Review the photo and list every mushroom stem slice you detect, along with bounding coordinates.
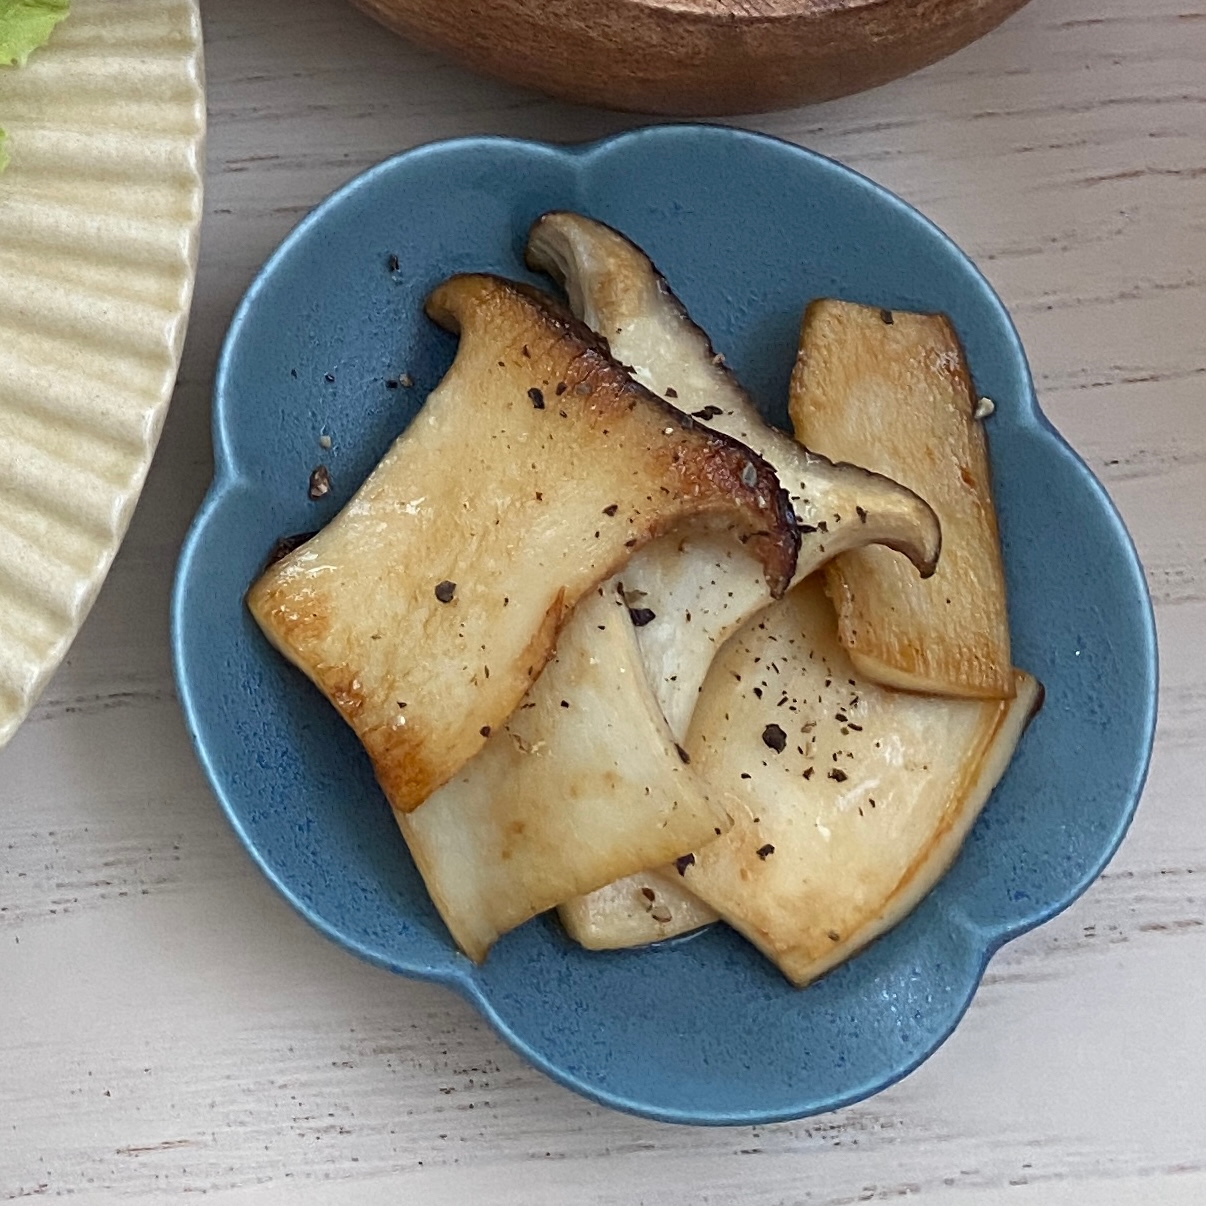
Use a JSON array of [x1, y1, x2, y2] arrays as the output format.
[[248, 273, 798, 814], [790, 299, 1013, 699], [558, 866, 718, 950]]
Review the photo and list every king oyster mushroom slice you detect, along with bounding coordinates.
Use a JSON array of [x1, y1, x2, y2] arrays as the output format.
[[248, 273, 797, 815], [675, 577, 1042, 986], [398, 581, 732, 964], [526, 212, 941, 738], [790, 299, 1014, 699]]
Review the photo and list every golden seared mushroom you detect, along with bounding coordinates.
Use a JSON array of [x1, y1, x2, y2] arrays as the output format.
[[398, 583, 731, 963], [248, 274, 797, 814], [674, 577, 1041, 986], [790, 300, 1013, 699], [526, 212, 941, 736]]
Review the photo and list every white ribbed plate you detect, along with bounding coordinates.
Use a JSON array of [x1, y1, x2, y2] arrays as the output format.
[[0, 0, 204, 747]]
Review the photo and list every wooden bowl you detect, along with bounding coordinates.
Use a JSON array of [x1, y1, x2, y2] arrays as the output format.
[[349, 0, 1031, 116]]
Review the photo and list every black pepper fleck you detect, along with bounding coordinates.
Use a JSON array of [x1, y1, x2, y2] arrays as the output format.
[[628, 607, 656, 627], [528, 387, 545, 409], [602, 504, 618, 516], [762, 723, 787, 753], [265, 530, 317, 568], [434, 580, 456, 603], [674, 853, 695, 876], [387, 253, 399, 272], [880, 309, 894, 324], [828, 768, 848, 782], [479, 725, 491, 738], [756, 844, 775, 860], [308, 465, 331, 499]]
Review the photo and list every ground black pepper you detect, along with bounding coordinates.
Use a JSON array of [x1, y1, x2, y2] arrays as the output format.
[[308, 466, 330, 499], [762, 723, 787, 753]]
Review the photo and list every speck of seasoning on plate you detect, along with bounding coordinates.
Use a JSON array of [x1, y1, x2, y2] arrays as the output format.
[[628, 606, 656, 627], [756, 844, 775, 860], [675, 744, 690, 764], [880, 309, 894, 324], [479, 725, 491, 738], [434, 580, 456, 603], [528, 387, 545, 409], [674, 853, 695, 876], [828, 768, 848, 782], [308, 465, 331, 499], [318, 434, 332, 450]]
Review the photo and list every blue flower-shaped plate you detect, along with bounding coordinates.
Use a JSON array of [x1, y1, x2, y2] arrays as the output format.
[[172, 126, 1157, 1126]]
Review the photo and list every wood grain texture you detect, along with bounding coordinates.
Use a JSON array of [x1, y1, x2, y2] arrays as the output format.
[[1, 0, 1203, 1199], [349, 0, 1032, 115]]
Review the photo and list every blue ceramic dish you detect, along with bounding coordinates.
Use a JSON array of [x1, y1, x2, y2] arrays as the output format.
[[172, 126, 1157, 1126]]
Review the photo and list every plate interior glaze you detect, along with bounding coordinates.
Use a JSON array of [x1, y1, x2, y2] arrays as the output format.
[[173, 127, 1156, 1125]]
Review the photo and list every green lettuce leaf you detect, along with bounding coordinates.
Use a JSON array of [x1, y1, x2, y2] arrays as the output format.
[[0, 0, 69, 67], [0, 0, 69, 172]]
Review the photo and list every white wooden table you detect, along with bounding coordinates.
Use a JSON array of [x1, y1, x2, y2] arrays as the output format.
[[3, 0, 1203, 1200]]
